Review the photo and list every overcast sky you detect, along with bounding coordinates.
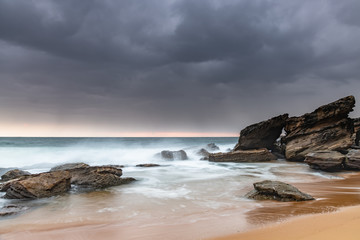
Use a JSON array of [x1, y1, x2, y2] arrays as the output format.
[[1, 0, 360, 136]]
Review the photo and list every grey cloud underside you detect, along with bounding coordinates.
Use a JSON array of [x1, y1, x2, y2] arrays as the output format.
[[0, 0, 360, 133]]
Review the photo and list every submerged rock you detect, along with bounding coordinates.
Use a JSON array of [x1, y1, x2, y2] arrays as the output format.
[[284, 96, 355, 161], [206, 143, 220, 151], [234, 114, 288, 151], [136, 164, 160, 167], [100, 164, 124, 169], [0, 205, 28, 217], [4, 171, 71, 199], [1, 169, 31, 181], [197, 148, 210, 158], [50, 163, 90, 171], [245, 180, 314, 202], [345, 149, 360, 170], [160, 150, 188, 160], [208, 148, 277, 163], [305, 151, 346, 171]]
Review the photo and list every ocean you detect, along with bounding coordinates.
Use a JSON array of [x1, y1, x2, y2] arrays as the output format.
[[0, 137, 347, 239]]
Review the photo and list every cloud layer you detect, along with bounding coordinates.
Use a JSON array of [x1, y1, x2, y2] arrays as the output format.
[[1, 0, 360, 136]]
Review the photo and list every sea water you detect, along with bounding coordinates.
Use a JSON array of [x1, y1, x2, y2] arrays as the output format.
[[0, 137, 346, 239]]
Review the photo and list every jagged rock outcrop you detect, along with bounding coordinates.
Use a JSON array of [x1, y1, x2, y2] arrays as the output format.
[[234, 114, 288, 151], [136, 164, 160, 167], [245, 180, 314, 202], [208, 148, 277, 163], [1, 169, 31, 181], [345, 149, 360, 169], [3, 171, 71, 199], [284, 96, 355, 161], [50, 163, 89, 171], [160, 150, 188, 160], [70, 166, 126, 188], [304, 151, 346, 171], [206, 143, 220, 151]]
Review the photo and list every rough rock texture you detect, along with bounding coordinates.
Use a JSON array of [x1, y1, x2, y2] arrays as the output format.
[[304, 151, 346, 171], [206, 143, 220, 151], [245, 180, 314, 202], [284, 96, 355, 161], [208, 148, 277, 163], [1, 169, 31, 181], [50, 163, 90, 171], [4, 171, 71, 199], [160, 150, 188, 160], [0, 205, 28, 217], [345, 149, 360, 170], [118, 177, 136, 184], [136, 164, 160, 167], [234, 114, 288, 151], [354, 118, 360, 146], [70, 166, 125, 188]]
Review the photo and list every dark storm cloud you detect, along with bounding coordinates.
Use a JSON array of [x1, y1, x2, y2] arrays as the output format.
[[1, 0, 360, 134]]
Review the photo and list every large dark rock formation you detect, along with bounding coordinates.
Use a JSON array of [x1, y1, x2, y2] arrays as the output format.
[[234, 114, 288, 151], [50, 163, 90, 171], [245, 180, 314, 202], [1, 169, 31, 181], [160, 150, 188, 160], [353, 118, 360, 146], [3, 171, 71, 199], [345, 149, 360, 170], [304, 151, 345, 171], [208, 149, 277, 163], [283, 96, 355, 161]]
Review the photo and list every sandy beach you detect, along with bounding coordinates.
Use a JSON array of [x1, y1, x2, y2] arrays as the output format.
[[1, 171, 360, 240], [212, 205, 360, 240]]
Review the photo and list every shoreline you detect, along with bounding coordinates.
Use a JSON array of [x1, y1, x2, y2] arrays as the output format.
[[1, 171, 360, 240], [211, 204, 360, 240]]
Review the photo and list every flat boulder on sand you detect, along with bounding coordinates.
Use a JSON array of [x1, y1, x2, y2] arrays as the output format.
[[70, 166, 126, 188], [50, 163, 89, 171], [160, 150, 188, 160], [208, 148, 277, 163], [345, 149, 360, 170], [305, 151, 346, 171], [1, 169, 31, 181], [245, 180, 315, 202], [3, 171, 71, 199], [234, 114, 288, 151], [284, 96, 355, 161]]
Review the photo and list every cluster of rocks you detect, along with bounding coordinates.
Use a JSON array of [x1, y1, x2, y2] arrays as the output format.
[[208, 96, 360, 173], [0, 164, 135, 200]]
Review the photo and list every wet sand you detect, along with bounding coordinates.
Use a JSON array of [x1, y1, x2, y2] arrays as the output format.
[[212, 205, 360, 240], [1, 171, 360, 240]]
